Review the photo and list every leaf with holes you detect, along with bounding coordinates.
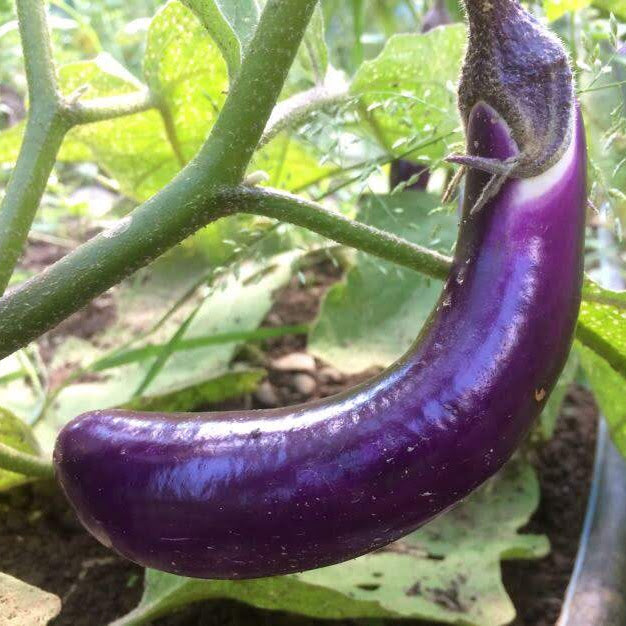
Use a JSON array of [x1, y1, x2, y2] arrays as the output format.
[[112, 458, 546, 626]]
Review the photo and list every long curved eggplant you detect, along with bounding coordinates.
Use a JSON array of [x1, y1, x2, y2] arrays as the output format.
[[54, 0, 587, 579]]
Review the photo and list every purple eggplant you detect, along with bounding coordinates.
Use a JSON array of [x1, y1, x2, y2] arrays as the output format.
[[54, 0, 586, 579]]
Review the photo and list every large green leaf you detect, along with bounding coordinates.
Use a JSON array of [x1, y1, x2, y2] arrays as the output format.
[[350, 25, 465, 159], [0, 407, 41, 492], [181, 0, 259, 79], [543, 0, 591, 20], [0, 572, 61, 624], [113, 459, 547, 626], [143, 1, 229, 167], [573, 278, 626, 457], [33, 249, 304, 452], [250, 131, 333, 191], [593, 0, 626, 18], [576, 341, 626, 455], [309, 192, 458, 373]]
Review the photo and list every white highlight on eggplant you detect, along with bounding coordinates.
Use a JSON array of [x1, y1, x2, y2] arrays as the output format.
[[514, 109, 578, 204]]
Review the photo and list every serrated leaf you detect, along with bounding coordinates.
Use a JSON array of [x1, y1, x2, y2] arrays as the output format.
[[0, 573, 61, 625], [350, 25, 465, 159], [0, 407, 41, 492], [181, 0, 259, 79], [112, 458, 547, 626], [309, 192, 458, 373]]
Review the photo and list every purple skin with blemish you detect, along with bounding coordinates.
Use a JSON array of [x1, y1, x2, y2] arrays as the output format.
[[53, 0, 587, 579], [53, 101, 586, 579]]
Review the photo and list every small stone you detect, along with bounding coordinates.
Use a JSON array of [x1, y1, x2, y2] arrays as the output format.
[[254, 381, 280, 407], [293, 373, 317, 396], [271, 352, 316, 373], [318, 366, 343, 384]]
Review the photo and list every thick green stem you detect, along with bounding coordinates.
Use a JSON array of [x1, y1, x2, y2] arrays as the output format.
[[0, 185, 450, 359], [0, 0, 64, 293], [0, 442, 54, 479], [0, 109, 69, 292], [16, 0, 58, 106], [64, 89, 155, 125], [0, 0, 319, 357], [242, 188, 451, 279]]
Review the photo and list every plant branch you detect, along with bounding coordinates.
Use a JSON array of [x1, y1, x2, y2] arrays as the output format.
[[0, 184, 451, 359], [241, 187, 451, 279], [0, 442, 54, 479], [0, 109, 70, 294], [0, 0, 319, 358], [16, 0, 59, 106], [0, 0, 65, 294], [261, 79, 351, 147], [63, 89, 155, 125]]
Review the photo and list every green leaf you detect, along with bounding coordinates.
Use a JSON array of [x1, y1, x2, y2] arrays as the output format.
[[593, 0, 626, 18], [350, 25, 465, 159], [251, 132, 333, 191], [113, 458, 547, 626], [576, 341, 626, 457], [543, 0, 591, 20], [292, 4, 329, 87], [142, 0, 229, 168], [34, 249, 304, 452], [181, 0, 259, 79], [538, 350, 580, 440], [572, 278, 626, 458], [0, 572, 61, 624], [122, 368, 266, 412], [577, 277, 626, 377], [309, 192, 458, 373], [0, 407, 41, 492]]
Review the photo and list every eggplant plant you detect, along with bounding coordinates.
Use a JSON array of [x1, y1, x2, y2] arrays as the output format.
[[0, 0, 624, 624]]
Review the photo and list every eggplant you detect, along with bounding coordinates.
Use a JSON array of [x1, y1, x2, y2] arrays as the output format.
[[54, 0, 587, 579]]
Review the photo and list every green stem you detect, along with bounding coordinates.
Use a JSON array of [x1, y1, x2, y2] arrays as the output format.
[[261, 81, 350, 147], [64, 89, 155, 125], [241, 187, 451, 279], [0, 442, 54, 479], [0, 108, 69, 293], [0, 0, 64, 294], [0, 0, 319, 357], [0, 185, 450, 359], [16, 0, 58, 106]]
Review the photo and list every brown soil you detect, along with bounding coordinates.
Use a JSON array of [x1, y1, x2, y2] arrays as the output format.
[[0, 261, 599, 625]]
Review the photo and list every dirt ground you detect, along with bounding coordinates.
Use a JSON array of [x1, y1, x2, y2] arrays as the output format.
[[0, 262, 598, 625]]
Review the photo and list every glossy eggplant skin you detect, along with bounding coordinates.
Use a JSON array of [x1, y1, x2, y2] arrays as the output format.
[[54, 101, 586, 579]]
